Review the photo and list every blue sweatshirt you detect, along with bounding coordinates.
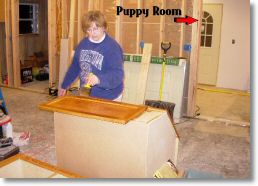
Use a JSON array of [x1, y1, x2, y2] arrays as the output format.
[[61, 34, 124, 100]]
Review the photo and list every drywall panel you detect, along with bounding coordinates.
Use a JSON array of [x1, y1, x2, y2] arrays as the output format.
[[123, 59, 187, 119]]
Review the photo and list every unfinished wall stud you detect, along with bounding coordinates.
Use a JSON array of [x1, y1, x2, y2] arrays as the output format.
[[48, 0, 58, 87], [11, 0, 20, 88], [187, 0, 203, 116], [61, 0, 69, 38], [5, 0, 14, 86], [77, 0, 87, 42], [136, 0, 143, 54], [179, 0, 186, 57], [115, 0, 122, 43], [159, 0, 166, 56], [68, 0, 76, 50]]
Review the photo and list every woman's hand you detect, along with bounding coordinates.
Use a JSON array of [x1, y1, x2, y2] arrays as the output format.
[[58, 88, 67, 96], [86, 74, 100, 86]]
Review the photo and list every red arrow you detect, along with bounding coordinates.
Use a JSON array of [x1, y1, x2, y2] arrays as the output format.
[[174, 16, 198, 25]]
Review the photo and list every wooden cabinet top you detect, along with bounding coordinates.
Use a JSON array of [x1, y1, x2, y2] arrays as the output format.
[[39, 96, 147, 124]]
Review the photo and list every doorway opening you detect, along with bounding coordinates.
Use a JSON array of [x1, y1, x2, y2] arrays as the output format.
[[19, 0, 49, 93]]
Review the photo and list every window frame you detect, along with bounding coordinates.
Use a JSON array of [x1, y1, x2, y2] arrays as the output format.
[[19, 3, 39, 35], [201, 11, 213, 48]]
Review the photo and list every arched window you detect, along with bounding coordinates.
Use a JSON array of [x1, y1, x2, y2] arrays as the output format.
[[201, 11, 213, 47]]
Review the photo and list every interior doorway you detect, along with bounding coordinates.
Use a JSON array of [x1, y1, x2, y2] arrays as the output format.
[[198, 4, 223, 85], [19, 0, 49, 93]]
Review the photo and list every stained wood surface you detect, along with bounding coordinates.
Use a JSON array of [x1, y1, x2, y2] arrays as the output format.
[[0, 153, 82, 178], [39, 96, 147, 124]]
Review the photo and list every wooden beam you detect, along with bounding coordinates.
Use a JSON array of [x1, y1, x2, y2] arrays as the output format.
[[77, 0, 87, 42], [136, 0, 143, 54], [115, 0, 121, 43], [135, 43, 152, 104], [187, 0, 203, 116], [68, 0, 76, 50], [48, 0, 57, 87], [94, 0, 100, 10], [61, 0, 69, 38], [179, 0, 186, 57], [159, 0, 166, 56], [56, 0, 62, 56], [99, 0, 104, 11], [11, 0, 20, 88], [5, 0, 13, 87], [88, 0, 93, 11]]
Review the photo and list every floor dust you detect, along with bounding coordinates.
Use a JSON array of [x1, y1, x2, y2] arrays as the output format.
[[194, 120, 250, 138]]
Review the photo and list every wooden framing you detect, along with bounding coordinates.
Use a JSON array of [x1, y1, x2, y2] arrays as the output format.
[[2, 0, 201, 117], [61, 0, 69, 38], [136, 0, 143, 54], [187, 0, 203, 116], [115, 0, 121, 43], [88, 0, 94, 11], [5, 0, 13, 87], [48, 0, 57, 87], [11, 0, 20, 88], [159, 0, 166, 56], [68, 0, 76, 50], [94, 0, 101, 10], [77, 0, 87, 42], [179, 0, 186, 57]]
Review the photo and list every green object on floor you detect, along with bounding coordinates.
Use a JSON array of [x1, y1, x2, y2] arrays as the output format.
[[32, 67, 40, 78], [186, 169, 223, 179]]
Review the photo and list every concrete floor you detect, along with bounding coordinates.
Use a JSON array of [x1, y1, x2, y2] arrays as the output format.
[[1, 86, 251, 178], [196, 85, 250, 123], [20, 79, 49, 94]]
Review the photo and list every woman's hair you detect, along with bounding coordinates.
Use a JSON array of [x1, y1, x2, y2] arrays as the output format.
[[81, 10, 107, 33]]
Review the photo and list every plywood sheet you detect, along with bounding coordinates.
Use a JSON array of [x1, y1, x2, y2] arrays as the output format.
[[39, 96, 147, 124]]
